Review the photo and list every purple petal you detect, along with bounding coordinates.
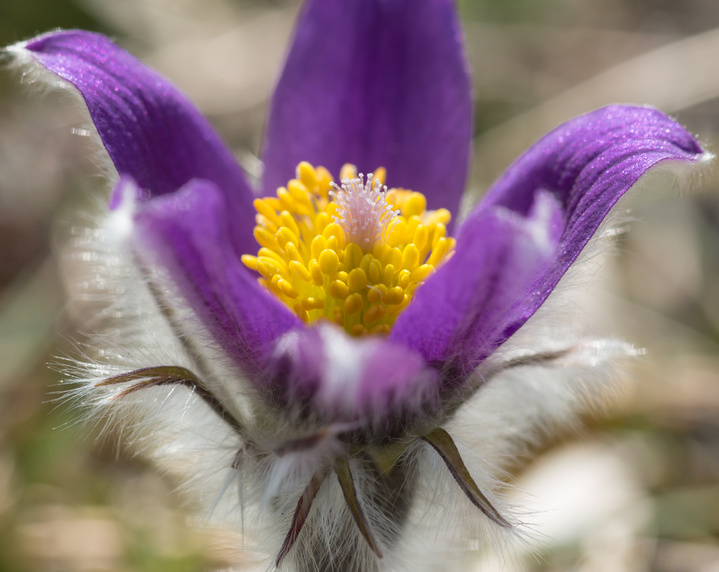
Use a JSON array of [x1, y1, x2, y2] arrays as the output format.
[[482, 105, 704, 220], [392, 105, 706, 376], [480, 105, 705, 332], [270, 323, 440, 430], [133, 178, 301, 378], [22, 30, 257, 257], [261, 0, 472, 224], [390, 201, 560, 376]]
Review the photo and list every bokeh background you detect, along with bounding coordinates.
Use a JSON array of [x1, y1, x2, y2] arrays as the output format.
[[1, 0, 719, 570]]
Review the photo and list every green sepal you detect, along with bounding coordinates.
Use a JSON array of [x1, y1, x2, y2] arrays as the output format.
[[276, 469, 328, 567], [365, 440, 411, 476], [334, 457, 383, 558], [422, 427, 510, 528], [97, 365, 243, 434]]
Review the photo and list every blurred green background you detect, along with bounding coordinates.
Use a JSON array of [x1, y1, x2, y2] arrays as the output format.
[[1, 0, 719, 570]]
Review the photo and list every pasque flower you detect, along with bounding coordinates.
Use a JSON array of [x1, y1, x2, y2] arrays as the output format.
[[6, 0, 709, 570]]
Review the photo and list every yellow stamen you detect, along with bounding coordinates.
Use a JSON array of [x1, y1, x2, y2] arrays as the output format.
[[243, 162, 456, 336]]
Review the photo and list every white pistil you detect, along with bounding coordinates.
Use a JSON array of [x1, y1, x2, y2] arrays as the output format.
[[330, 173, 398, 249]]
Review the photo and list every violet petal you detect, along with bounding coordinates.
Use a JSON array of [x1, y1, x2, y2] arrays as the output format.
[[270, 323, 440, 428], [392, 106, 705, 376], [390, 203, 559, 376], [261, 0, 472, 224], [133, 178, 300, 378], [480, 105, 705, 339], [23, 30, 257, 256]]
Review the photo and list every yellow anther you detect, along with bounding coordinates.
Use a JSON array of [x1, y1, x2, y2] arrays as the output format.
[[288, 179, 312, 206], [277, 279, 298, 298], [302, 297, 325, 311], [319, 249, 340, 275], [280, 211, 301, 239], [348, 268, 368, 293], [360, 253, 373, 273], [340, 163, 358, 180], [397, 291, 411, 307], [309, 259, 323, 286], [385, 247, 402, 268], [314, 212, 330, 234], [373, 166, 387, 186], [329, 280, 350, 299], [381, 264, 395, 287], [351, 323, 367, 336], [241, 254, 258, 271], [431, 223, 446, 246], [276, 227, 299, 249], [403, 193, 426, 218], [277, 187, 295, 212], [294, 303, 310, 322], [365, 304, 386, 323], [325, 201, 339, 219], [368, 259, 382, 284], [385, 188, 408, 209], [246, 162, 455, 337], [323, 223, 345, 244], [428, 237, 455, 267], [289, 260, 311, 282], [428, 208, 451, 226], [368, 284, 387, 304], [256, 214, 277, 233], [311, 235, 327, 259], [372, 242, 389, 262], [326, 235, 339, 252], [407, 215, 421, 235], [284, 242, 303, 263], [370, 324, 391, 335], [413, 225, 429, 252], [264, 197, 283, 211], [257, 257, 282, 279], [344, 243, 363, 269], [297, 161, 317, 191], [385, 286, 405, 306], [315, 166, 333, 197], [387, 220, 409, 247], [401, 244, 420, 271], [387, 296, 408, 317], [253, 198, 281, 227], [410, 264, 434, 284], [258, 247, 285, 264], [254, 227, 279, 251], [344, 293, 364, 315]]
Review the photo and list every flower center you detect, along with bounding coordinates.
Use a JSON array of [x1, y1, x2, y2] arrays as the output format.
[[242, 162, 455, 336], [329, 171, 397, 249]]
